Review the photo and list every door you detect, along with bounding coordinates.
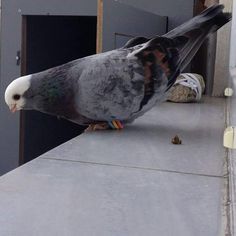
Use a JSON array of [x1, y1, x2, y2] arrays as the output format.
[[97, 0, 167, 53], [21, 16, 97, 164]]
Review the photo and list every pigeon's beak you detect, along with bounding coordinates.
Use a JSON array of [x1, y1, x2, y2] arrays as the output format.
[[9, 104, 17, 113]]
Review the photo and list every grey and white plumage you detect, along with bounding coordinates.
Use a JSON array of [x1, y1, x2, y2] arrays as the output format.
[[5, 4, 231, 127]]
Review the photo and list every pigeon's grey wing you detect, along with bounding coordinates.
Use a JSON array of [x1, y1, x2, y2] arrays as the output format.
[[123, 36, 149, 48], [76, 36, 181, 122], [75, 49, 146, 122]]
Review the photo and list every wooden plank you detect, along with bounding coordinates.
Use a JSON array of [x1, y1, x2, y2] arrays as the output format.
[[96, 0, 103, 53]]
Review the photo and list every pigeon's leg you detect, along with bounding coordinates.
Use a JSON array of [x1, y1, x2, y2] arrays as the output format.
[[86, 120, 124, 131], [108, 120, 124, 130]]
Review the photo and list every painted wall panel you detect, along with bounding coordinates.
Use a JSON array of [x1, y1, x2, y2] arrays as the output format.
[[121, 0, 194, 30], [101, 0, 167, 52]]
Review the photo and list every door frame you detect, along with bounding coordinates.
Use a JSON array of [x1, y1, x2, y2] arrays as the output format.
[[0, 0, 97, 174]]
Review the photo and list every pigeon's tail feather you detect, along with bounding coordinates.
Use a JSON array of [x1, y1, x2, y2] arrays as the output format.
[[164, 4, 231, 71], [165, 4, 230, 38]]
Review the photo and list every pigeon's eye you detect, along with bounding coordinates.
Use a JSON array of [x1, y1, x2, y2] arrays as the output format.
[[13, 94, 21, 101]]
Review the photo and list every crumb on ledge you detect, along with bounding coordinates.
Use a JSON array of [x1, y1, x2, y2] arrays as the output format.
[[171, 135, 182, 145]]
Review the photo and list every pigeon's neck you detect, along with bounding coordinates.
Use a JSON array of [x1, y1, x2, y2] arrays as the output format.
[[25, 66, 77, 117], [23, 60, 93, 124]]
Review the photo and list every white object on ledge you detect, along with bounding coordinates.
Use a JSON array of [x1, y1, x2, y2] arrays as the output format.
[[224, 87, 234, 97], [224, 126, 236, 149]]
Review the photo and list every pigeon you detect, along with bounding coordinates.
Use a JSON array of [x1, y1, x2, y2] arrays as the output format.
[[5, 4, 231, 130]]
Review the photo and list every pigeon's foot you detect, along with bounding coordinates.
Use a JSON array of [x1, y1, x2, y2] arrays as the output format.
[[85, 123, 110, 131], [85, 120, 124, 131]]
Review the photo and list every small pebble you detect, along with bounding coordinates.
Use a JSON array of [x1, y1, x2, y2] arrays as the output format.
[[171, 135, 182, 145]]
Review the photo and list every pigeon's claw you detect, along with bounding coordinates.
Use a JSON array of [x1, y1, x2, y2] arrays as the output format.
[[85, 123, 110, 132], [85, 120, 124, 132]]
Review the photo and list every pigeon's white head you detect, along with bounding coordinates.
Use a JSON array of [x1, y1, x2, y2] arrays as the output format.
[[5, 75, 32, 112]]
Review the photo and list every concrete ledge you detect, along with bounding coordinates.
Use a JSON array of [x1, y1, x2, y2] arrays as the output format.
[[0, 97, 228, 236]]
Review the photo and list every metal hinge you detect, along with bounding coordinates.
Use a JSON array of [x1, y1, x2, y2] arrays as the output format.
[[16, 51, 21, 66]]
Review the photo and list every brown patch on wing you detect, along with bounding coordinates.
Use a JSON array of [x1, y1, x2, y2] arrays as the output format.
[[134, 37, 180, 111], [153, 49, 171, 75], [153, 50, 165, 60]]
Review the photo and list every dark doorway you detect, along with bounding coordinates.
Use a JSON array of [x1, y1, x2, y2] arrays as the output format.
[[20, 15, 97, 164]]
